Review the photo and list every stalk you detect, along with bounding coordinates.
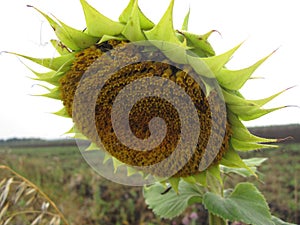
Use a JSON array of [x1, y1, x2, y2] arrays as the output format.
[[206, 171, 228, 225]]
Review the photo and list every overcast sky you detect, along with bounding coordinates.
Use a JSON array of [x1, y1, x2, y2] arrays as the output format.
[[0, 0, 299, 139]]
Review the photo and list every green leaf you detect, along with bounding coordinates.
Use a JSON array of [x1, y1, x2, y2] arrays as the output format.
[[221, 157, 267, 178], [119, 0, 154, 30], [271, 216, 297, 225], [243, 157, 268, 167], [203, 182, 274, 225], [80, 0, 124, 37], [143, 180, 203, 219], [216, 51, 275, 90]]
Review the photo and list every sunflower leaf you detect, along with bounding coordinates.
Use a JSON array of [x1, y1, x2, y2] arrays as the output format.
[[203, 182, 274, 225], [143, 180, 203, 219], [271, 216, 297, 225]]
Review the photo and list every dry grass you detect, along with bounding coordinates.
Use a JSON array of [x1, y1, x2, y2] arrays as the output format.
[[0, 165, 68, 225]]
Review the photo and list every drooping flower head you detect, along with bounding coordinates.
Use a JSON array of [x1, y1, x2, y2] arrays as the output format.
[[14, 0, 289, 189]]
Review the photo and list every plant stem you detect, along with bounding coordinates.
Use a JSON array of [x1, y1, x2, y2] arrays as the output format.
[[206, 167, 228, 225]]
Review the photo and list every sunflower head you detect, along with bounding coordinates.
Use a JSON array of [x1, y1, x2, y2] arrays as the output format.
[[14, 0, 288, 188]]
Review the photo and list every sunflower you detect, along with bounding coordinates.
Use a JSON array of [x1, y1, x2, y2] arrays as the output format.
[[15, 0, 288, 189]]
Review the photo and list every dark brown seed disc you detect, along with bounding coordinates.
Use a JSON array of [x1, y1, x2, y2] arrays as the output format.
[[59, 40, 231, 177]]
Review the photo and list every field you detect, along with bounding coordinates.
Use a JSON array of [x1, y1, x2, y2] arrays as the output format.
[[0, 136, 299, 225]]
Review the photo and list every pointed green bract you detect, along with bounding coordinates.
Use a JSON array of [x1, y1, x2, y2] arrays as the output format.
[[119, 0, 154, 30], [80, 0, 124, 37], [180, 30, 216, 57], [169, 177, 180, 193], [220, 147, 255, 175], [99, 35, 126, 43], [217, 51, 275, 90], [50, 40, 70, 55], [25, 65, 63, 86], [121, 0, 146, 41], [38, 86, 61, 100], [53, 18, 99, 49], [229, 104, 286, 121], [53, 107, 70, 118], [29, 6, 98, 50], [12, 52, 74, 72], [201, 42, 243, 75], [251, 87, 293, 106], [231, 138, 277, 151], [144, 0, 182, 46], [181, 9, 190, 31]]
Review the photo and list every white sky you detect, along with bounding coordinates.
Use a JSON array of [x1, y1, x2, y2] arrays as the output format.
[[0, 0, 299, 139]]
